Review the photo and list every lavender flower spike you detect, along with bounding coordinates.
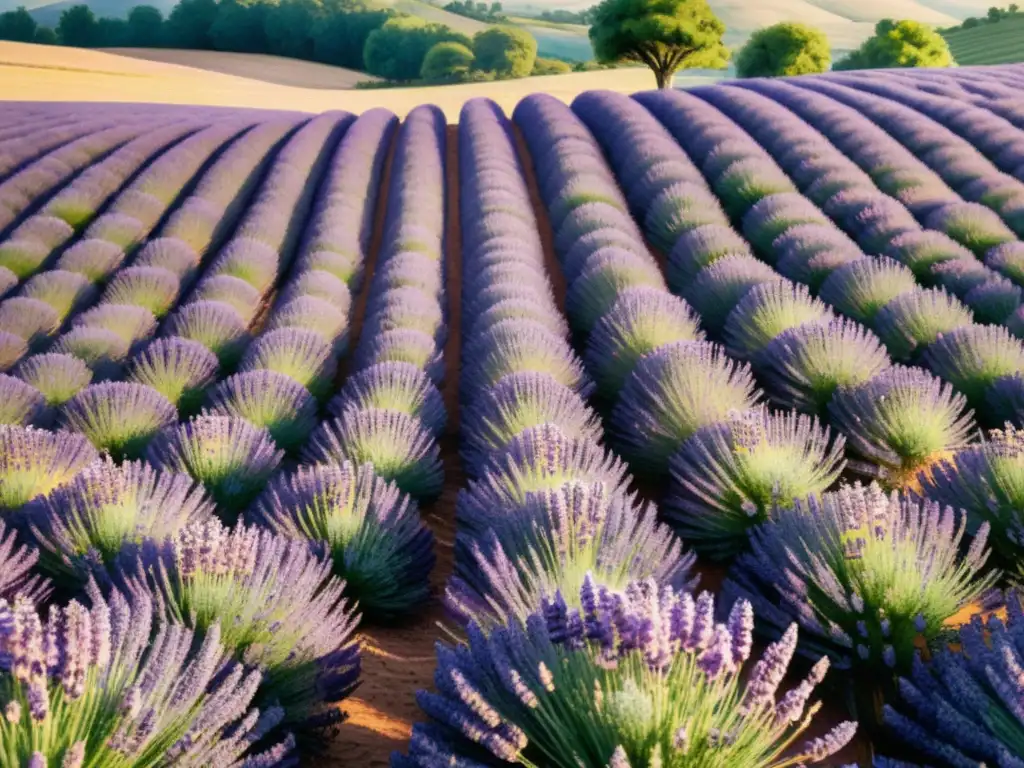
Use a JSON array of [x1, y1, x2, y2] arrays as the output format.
[[0, 519, 51, 604], [0, 585, 293, 764], [0, 425, 98, 512], [397, 575, 848, 766]]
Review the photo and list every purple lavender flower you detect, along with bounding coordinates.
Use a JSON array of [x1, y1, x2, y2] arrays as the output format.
[[667, 407, 846, 559], [742, 193, 832, 253], [60, 382, 176, 461], [725, 482, 993, 680], [459, 372, 601, 478], [72, 304, 157, 347], [643, 182, 729, 252], [146, 414, 283, 519], [207, 237, 280, 294], [26, 456, 214, 587], [985, 241, 1024, 287], [964, 276, 1023, 325], [829, 366, 975, 489], [399, 573, 847, 766], [253, 462, 433, 620], [280, 269, 353, 313], [192, 275, 262, 324], [461, 319, 591, 406], [206, 370, 317, 453], [0, 240, 48, 279], [564, 252, 666, 336], [818, 257, 919, 325], [723, 280, 834, 363], [295, 249, 362, 289], [761, 318, 892, 417], [100, 266, 181, 319], [925, 202, 1016, 256], [162, 300, 250, 369], [0, 424, 98, 511], [682, 253, 778, 334], [363, 287, 445, 345], [610, 340, 762, 473], [53, 238, 125, 283], [0, 297, 60, 349], [882, 589, 1024, 765], [872, 288, 974, 362], [20, 270, 97, 321], [266, 296, 348, 351], [117, 519, 360, 728], [132, 237, 200, 282], [0, 519, 50, 604], [666, 224, 753, 292], [584, 288, 704, 397], [0, 374, 43, 427], [0, 331, 25, 374], [84, 212, 144, 250], [302, 408, 443, 501], [331, 361, 446, 438], [355, 328, 443, 384], [126, 336, 219, 414], [885, 231, 975, 280], [51, 327, 131, 380], [923, 324, 1024, 422], [930, 257, 993, 297], [448, 481, 696, 630], [0, 585, 293, 764]]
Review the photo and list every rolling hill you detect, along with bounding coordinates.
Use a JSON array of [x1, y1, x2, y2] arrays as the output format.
[[943, 12, 1024, 64]]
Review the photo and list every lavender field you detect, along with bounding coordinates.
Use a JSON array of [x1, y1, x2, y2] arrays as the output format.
[[3, 64, 1024, 767]]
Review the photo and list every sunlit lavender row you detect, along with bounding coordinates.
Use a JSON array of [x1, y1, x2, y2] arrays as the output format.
[[2, 65, 1024, 766]]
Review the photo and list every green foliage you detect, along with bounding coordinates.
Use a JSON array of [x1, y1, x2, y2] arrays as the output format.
[[33, 25, 56, 44], [95, 15, 129, 45], [209, 0, 269, 53], [443, 0, 505, 22], [420, 40, 475, 81], [589, 0, 729, 88], [127, 5, 164, 46], [56, 4, 99, 47], [532, 55, 572, 74], [834, 18, 954, 70], [264, 0, 321, 59], [539, 7, 595, 24], [312, 7, 390, 68], [735, 21, 830, 77], [165, 0, 218, 48], [0, 7, 37, 42], [472, 25, 537, 77], [363, 15, 470, 81]]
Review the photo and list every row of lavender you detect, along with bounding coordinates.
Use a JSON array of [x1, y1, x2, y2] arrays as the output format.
[[0, 104, 448, 764]]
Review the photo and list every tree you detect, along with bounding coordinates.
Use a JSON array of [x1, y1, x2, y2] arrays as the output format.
[[589, 0, 729, 89], [0, 7, 37, 42], [834, 18, 954, 70], [312, 7, 389, 68], [95, 16, 128, 45], [962, 16, 981, 28], [126, 5, 164, 47], [165, 0, 218, 49], [735, 22, 830, 77], [532, 56, 572, 74], [34, 26, 57, 44], [988, 6, 1003, 21], [1011, 4, 1020, 13], [472, 25, 537, 77], [363, 15, 469, 80], [264, 0, 321, 59], [210, 0, 270, 53], [57, 5, 99, 47], [420, 39, 474, 80], [491, 2, 502, 13]]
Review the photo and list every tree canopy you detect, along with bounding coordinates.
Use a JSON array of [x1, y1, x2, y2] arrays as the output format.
[[420, 40, 475, 81], [834, 18, 954, 70], [56, 4, 99, 47], [735, 21, 830, 77], [363, 15, 470, 80], [0, 7, 37, 42], [473, 25, 537, 78], [589, 0, 729, 88]]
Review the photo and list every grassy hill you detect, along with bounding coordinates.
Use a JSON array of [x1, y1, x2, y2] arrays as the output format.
[[943, 13, 1024, 64]]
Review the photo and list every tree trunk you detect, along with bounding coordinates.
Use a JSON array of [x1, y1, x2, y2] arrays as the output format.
[[654, 67, 671, 89]]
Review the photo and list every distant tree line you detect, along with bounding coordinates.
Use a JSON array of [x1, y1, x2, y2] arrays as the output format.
[[0, 0, 561, 83], [943, 3, 1020, 31], [442, 0, 505, 23], [538, 8, 594, 25]]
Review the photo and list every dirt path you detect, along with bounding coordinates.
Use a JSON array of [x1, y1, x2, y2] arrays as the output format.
[[326, 123, 462, 766]]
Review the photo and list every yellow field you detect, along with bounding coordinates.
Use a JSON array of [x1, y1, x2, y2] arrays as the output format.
[[0, 42, 724, 119]]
